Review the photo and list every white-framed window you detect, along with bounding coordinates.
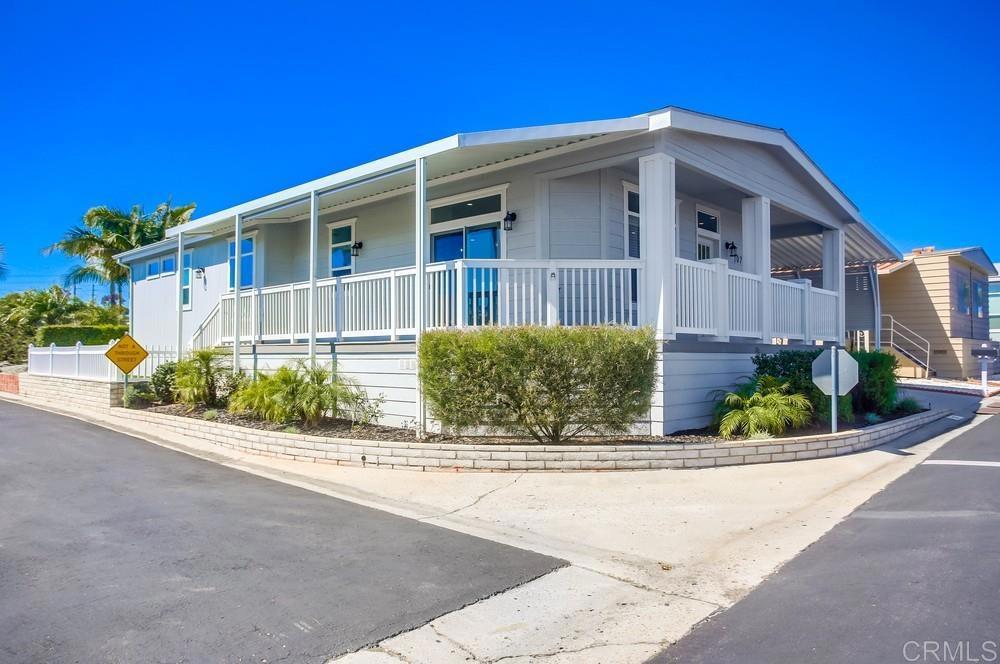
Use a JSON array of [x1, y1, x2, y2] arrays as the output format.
[[427, 184, 508, 261], [146, 258, 161, 280], [328, 218, 356, 277], [161, 255, 177, 276], [621, 182, 681, 260], [623, 181, 640, 259], [228, 234, 255, 290], [695, 205, 721, 261], [181, 250, 193, 311]]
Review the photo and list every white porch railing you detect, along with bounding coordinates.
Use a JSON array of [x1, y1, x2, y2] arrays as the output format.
[[196, 260, 643, 347], [672, 258, 839, 342], [27, 341, 176, 381], [191, 257, 840, 348]]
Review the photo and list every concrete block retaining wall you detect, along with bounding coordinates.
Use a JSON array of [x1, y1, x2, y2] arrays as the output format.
[[19, 374, 125, 409], [106, 407, 946, 472]]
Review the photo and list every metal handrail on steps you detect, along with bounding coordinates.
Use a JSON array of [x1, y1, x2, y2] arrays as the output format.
[[880, 314, 932, 377]]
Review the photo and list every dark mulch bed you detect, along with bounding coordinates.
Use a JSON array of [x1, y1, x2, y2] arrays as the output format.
[[138, 403, 927, 447], [146, 403, 418, 442]]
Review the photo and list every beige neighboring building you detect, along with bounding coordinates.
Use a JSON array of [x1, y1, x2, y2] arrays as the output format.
[[878, 246, 996, 379]]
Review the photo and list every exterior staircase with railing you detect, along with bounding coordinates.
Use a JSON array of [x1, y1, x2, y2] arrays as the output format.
[[880, 314, 932, 378]]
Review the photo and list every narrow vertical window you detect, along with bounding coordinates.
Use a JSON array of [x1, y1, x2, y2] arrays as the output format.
[[329, 220, 355, 277], [228, 236, 254, 289], [623, 182, 640, 259], [181, 251, 192, 310], [696, 206, 721, 260]]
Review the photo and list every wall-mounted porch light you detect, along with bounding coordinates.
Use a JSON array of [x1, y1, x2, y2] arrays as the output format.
[[725, 241, 741, 263], [503, 211, 517, 232], [193, 267, 206, 279], [350, 241, 364, 258]]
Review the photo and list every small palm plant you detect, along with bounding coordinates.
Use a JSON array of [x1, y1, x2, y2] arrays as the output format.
[[175, 349, 227, 406], [714, 376, 812, 440], [228, 362, 356, 428]]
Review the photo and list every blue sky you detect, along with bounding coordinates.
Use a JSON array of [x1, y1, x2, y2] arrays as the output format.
[[1, 0, 997, 297]]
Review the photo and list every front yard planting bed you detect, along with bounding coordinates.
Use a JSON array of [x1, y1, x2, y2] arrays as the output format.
[[111, 403, 948, 472]]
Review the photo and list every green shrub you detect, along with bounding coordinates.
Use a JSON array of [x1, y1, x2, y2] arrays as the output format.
[[175, 349, 228, 406], [418, 326, 657, 444], [895, 397, 924, 416], [713, 376, 813, 439], [343, 390, 386, 429], [150, 361, 177, 403], [752, 349, 853, 424], [35, 324, 128, 347], [228, 362, 358, 428], [123, 385, 153, 409], [852, 350, 899, 415], [202, 409, 219, 421], [863, 412, 883, 425], [215, 369, 248, 406]]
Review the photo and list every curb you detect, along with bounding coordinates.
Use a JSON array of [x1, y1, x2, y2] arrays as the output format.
[[1, 391, 950, 472]]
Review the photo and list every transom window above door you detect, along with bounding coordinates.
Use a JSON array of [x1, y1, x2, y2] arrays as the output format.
[[430, 193, 502, 224]]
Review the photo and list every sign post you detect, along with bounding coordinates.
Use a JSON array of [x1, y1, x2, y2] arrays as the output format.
[[812, 346, 859, 434], [105, 335, 149, 401], [971, 344, 999, 397]]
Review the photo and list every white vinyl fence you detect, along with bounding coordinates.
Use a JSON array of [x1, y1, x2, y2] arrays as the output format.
[[27, 341, 176, 381]]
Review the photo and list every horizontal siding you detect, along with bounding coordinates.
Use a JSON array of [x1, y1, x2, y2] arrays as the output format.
[[662, 352, 755, 433]]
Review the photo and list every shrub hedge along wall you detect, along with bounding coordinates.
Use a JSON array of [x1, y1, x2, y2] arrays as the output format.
[[35, 324, 129, 347], [418, 326, 657, 444], [752, 349, 901, 423]]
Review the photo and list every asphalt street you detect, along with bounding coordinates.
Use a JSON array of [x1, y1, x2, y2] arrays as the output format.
[[0, 400, 562, 663], [651, 412, 1000, 664]]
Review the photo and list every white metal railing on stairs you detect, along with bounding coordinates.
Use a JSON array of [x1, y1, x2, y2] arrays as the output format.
[[880, 314, 932, 377]]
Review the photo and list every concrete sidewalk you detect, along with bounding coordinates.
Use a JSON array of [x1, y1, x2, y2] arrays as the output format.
[[0, 390, 986, 663]]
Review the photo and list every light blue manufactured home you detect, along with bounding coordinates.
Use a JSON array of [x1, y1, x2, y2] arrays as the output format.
[[115, 107, 899, 433]]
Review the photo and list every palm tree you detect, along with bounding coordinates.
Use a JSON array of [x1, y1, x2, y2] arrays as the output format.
[[45, 201, 196, 304], [2, 286, 81, 328], [0, 243, 7, 281]]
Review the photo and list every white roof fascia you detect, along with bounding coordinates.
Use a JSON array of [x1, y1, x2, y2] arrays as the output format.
[[457, 117, 649, 147], [649, 107, 899, 260], [114, 232, 217, 263], [167, 134, 461, 238]]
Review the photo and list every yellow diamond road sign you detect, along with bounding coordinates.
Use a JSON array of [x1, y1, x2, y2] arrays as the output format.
[[105, 334, 149, 375]]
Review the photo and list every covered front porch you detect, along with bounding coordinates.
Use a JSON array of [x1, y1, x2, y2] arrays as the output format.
[[189, 251, 840, 349]]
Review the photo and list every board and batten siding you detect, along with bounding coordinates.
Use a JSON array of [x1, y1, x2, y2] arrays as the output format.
[[663, 129, 848, 229]]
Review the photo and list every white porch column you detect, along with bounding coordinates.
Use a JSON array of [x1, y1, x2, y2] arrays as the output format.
[[175, 230, 184, 360], [232, 214, 242, 373], [308, 191, 319, 366], [638, 152, 676, 339], [742, 196, 772, 342], [823, 228, 847, 343], [413, 158, 428, 436]]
